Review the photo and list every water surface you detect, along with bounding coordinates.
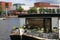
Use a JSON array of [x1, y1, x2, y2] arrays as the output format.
[[0, 18, 20, 40]]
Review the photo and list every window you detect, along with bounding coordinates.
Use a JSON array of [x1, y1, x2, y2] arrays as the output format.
[[5, 3, 8, 8], [26, 18, 51, 33]]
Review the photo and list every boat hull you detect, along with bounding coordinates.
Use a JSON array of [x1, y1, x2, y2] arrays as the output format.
[[10, 35, 40, 40], [0, 18, 6, 20]]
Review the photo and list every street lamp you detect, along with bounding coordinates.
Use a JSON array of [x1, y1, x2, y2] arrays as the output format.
[[6, 8, 8, 17]]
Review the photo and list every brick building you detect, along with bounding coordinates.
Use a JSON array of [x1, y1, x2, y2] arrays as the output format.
[[34, 2, 59, 8], [34, 2, 59, 13], [0, 1, 12, 11]]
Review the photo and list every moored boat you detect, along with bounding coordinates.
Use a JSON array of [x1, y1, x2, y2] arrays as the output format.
[[0, 18, 6, 20]]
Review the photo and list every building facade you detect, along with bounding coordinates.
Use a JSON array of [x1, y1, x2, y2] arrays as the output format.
[[0, 1, 12, 11], [34, 2, 59, 14]]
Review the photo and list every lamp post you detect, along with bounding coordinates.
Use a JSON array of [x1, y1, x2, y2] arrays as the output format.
[[6, 8, 8, 17]]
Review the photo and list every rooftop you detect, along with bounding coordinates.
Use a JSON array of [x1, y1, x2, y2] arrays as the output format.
[[34, 2, 59, 7]]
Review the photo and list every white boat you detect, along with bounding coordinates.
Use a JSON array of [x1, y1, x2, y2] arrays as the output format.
[[0, 18, 6, 20]]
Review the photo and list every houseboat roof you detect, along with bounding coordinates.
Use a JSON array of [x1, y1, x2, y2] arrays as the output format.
[[18, 14, 60, 18]]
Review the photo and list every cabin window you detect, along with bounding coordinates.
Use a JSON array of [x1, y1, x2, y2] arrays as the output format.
[[26, 18, 51, 33]]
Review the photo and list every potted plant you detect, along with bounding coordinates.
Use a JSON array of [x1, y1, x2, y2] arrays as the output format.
[[53, 27, 58, 33]]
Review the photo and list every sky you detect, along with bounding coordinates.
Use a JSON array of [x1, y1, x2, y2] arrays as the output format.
[[0, 0, 60, 6]]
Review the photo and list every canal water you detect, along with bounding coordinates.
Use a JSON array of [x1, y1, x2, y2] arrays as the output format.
[[0, 18, 20, 40]]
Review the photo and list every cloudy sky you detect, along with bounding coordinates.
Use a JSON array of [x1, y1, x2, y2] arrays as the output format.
[[0, 0, 60, 6]]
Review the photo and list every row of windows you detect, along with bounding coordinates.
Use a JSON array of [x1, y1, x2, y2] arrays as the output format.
[[26, 18, 51, 33], [0, 3, 8, 8]]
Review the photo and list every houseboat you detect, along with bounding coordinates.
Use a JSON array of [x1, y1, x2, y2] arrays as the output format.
[[10, 14, 59, 40]]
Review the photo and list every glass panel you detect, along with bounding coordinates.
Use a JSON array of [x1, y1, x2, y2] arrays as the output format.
[[45, 18, 51, 32], [26, 18, 51, 33]]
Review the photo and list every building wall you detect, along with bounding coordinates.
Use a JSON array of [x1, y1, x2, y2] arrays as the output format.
[[34, 2, 50, 7], [0, 2, 12, 11], [34, 2, 59, 8], [6, 2, 12, 10], [1, 2, 5, 10], [34, 2, 59, 14]]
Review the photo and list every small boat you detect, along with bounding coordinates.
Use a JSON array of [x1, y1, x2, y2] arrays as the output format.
[[0, 18, 6, 20]]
